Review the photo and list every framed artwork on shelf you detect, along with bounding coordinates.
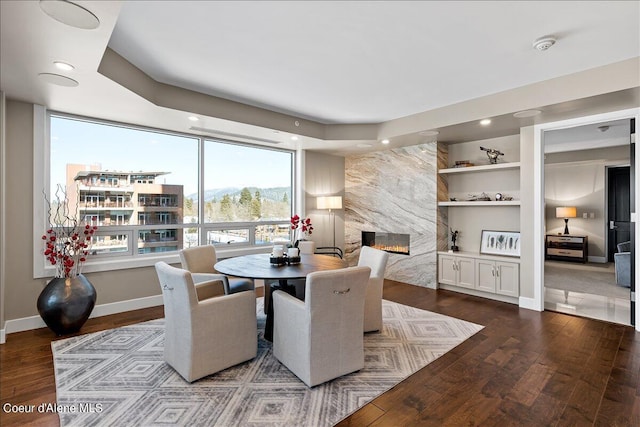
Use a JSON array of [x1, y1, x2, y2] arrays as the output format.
[[480, 230, 520, 257]]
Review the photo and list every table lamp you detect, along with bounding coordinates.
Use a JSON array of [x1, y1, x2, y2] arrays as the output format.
[[556, 206, 577, 235], [317, 196, 343, 251]]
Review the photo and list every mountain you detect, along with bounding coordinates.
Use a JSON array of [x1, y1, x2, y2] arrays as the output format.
[[186, 187, 291, 202]]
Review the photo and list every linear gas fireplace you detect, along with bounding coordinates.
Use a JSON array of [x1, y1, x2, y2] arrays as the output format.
[[362, 231, 410, 255]]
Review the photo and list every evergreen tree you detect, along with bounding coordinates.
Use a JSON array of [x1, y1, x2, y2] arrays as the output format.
[[251, 190, 262, 219], [239, 187, 252, 206], [220, 194, 233, 220]]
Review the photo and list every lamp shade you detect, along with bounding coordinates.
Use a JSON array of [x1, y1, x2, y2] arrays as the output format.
[[555, 206, 577, 218], [317, 196, 343, 210]]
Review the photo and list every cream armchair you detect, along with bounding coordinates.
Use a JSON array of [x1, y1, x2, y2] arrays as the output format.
[[272, 266, 371, 387], [358, 246, 389, 332], [180, 245, 254, 294], [155, 262, 257, 383]]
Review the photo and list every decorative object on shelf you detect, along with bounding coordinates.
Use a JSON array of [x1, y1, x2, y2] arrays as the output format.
[[495, 193, 503, 201], [454, 160, 474, 168], [290, 214, 314, 246], [37, 185, 98, 336], [480, 146, 504, 164], [465, 192, 492, 201], [480, 230, 521, 257], [555, 206, 577, 234], [450, 228, 459, 252]]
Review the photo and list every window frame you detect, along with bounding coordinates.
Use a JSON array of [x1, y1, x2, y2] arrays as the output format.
[[33, 107, 296, 278]]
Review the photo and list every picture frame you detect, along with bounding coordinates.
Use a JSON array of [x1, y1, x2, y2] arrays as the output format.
[[480, 230, 521, 257]]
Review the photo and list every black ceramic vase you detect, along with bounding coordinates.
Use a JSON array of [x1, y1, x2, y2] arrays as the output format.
[[37, 274, 97, 336]]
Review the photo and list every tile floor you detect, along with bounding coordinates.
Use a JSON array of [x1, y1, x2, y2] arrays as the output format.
[[545, 288, 631, 325], [544, 261, 632, 327]]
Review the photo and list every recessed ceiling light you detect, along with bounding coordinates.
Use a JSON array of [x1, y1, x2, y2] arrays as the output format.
[[188, 116, 199, 122], [291, 136, 299, 141], [381, 139, 390, 145], [53, 61, 74, 71], [419, 130, 440, 136], [513, 110, 541, 118], [480, 119, 491, 126], [39, 0, 100, 30], [533, 36, 556, 51], [38, 72, 78, 87]]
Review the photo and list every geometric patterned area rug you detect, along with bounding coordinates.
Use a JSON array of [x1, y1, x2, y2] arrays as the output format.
[[52, 299, 483, 426]]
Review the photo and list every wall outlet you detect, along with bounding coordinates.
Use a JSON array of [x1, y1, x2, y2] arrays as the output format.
[[582, 212, 588, 219], [589, 212, 595, 219]]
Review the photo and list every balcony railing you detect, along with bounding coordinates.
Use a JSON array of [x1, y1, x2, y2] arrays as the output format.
[[79, 202, 134, 209]]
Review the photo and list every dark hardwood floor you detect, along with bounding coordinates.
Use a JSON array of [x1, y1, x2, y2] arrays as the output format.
[[1, 280, 638, 426]]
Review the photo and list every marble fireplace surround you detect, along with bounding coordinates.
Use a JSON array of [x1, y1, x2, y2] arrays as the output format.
[[345, 142, 444, 288]]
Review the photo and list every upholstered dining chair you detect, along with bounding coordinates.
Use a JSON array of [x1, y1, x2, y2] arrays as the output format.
[[154, 262, 257, 382], [272, 266, 371, 387], [180, 245, 255, 294], [358, 246, 389, 333]]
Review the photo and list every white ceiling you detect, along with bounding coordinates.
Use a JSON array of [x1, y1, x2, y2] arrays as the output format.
[[109, 1, 638, 125], [1, 1, 639, 155]]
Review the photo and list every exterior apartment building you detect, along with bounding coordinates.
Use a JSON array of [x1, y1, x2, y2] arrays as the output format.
[[65, 164, 184, 254]]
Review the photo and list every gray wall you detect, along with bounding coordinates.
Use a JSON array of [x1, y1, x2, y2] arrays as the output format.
[[345, 143, 438, 287], [303, 151, 345, 250], [544, 145, 630, 260]]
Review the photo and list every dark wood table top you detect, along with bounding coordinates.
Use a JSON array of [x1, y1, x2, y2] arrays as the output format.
[[214, 253, 347, 280]]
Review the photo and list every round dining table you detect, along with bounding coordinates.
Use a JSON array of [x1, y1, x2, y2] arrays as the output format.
[[215, 253, 347, 341]]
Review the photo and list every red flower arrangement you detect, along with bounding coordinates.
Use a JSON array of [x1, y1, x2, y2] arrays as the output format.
[[42, 185, 97, 278], [290, 214, 313, 242]]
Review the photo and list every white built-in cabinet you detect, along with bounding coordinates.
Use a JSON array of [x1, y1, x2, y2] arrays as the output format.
[[437, 135, 521, 303], [476, 258, 519, 297], [438, 252, 519, 298], [438, 254, 475, 289]]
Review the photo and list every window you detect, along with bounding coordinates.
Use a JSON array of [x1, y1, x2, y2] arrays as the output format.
[[35, 111, 294, 277]]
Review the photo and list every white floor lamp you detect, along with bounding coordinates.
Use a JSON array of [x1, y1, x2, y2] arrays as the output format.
[[317, 196, 343, 253]]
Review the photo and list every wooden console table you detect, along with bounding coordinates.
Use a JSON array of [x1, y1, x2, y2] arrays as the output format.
[[545, 235, 588, 263]]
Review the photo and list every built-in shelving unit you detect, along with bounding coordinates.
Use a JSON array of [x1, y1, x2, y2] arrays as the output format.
[[437, 134, 521, 304]]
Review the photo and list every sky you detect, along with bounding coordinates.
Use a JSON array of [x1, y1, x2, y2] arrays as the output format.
[[50, 116, 293, 195]]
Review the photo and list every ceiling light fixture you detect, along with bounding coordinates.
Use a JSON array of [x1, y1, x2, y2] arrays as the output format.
[[480, 119, 491, 126], [53, 61, 74, 71], [39, 0, 100, 30], [597, 125, 610, 132], [38, 72, 79, 87], [291, 136, 299, 141], [188, 116, 199, 122], [532, 36, 556, 51], [381, 139, 390, 144], [419, 130, 440, 136], [513, 109, 541, 118]]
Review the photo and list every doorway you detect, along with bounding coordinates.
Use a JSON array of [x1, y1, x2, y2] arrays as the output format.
[[542, 120, 633, 325], [607, 166, 631, 261]]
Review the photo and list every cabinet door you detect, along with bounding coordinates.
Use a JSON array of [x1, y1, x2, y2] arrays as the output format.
[[496, 261, 519, 297], [476, 260, 496, 293], [438, 255, 457, 285], [456, 257, 476, 289]]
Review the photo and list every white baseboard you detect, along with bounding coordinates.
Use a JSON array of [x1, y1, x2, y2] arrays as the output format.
[[2, 294, 163, 338], [0, 328, 5, 344], [519, 296, 542, 311], [588, 256, 607, 264]]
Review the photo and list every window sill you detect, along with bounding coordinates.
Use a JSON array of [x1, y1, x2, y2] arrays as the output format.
[[34, 245, 273, 279]]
